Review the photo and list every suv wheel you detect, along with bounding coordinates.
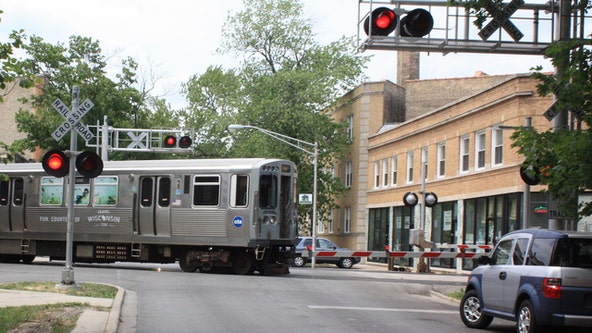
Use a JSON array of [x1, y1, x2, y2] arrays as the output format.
[[460, 289, 493, 329], [292, 255, 305, 267], [517, 299, 539, 333]]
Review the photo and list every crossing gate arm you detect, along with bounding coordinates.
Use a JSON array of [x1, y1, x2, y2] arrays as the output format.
[[301, 250, 487, 259]]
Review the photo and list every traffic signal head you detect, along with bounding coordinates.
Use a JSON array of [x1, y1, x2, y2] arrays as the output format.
[[42, 150, 69, 178], [364, 7, 433, 37], [178, 136, 192, 148], [76, 151, 103, 178], [400, 8, 433, 37], [164, 135, 192, 149], [164, 135, 177, 148], [519, 163, 540, 185], [364, 7, 398, 36]]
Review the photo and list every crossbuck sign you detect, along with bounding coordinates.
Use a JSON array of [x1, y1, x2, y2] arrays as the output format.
[[51, 98, 94, 142], [478, 0, 525, 42]]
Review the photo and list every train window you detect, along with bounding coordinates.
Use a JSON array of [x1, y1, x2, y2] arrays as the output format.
[[0, 179, 8, 205], [230, 175, 249, 207], [158, 177, 171, 207], [259, 175, 277, 209], [74, 178, 91, 206], [11, 178, 23, 206], [93, 176, 118, 206], [193, 175, 220, 206], [40, 177, 64, 205], [141, 178, 153, 207]]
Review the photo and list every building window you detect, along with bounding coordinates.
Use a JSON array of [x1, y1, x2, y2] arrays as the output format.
[[374, 161, 380, 188], [328, 209, 334, 233], [476, 130, 486, 170], [391, 156, 398, 186], [382, 158, 389, 186], [346, 115, 353, 140], [460, 135, 470, 173], [345, 161, 352, 187], [344, 206, 351, 233], [437, 142, 446, 177], [422, 148, 428, 180], [406, 151, 414, 183], [492, 127, 503, 166]]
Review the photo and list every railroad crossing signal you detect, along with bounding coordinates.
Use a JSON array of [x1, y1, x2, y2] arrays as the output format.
[[478, 0, 525, 42], [51, 98, 94, 142], [163, 134, 193, 149], [41, 150, 103, 178], [364, 7, 433, 38]]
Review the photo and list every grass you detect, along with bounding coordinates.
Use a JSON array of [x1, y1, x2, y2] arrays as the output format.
[[0, 281, 118, 298], [0, 303, 83, 333], [447, 288, 465, 301], [0, 281, 118, 333]]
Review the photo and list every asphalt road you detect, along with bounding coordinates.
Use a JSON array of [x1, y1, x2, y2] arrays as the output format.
[[0, 260, 519, 333]]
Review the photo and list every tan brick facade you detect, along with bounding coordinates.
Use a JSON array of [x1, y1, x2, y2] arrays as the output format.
[[327, 73, 555, 261]]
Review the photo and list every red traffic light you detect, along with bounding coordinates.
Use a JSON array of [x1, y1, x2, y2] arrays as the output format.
[[364, 7, 397, 36], [164, 135, 177, 148], [400, 8, 433, 37], [42, 150, 69, 178], [76, 151, 103, 178], [178, 136, 192, 148]]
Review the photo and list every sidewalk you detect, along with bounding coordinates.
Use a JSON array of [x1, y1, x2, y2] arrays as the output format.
[[0, 284, 124, 333]]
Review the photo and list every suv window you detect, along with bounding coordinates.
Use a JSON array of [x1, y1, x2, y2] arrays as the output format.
[[512, 238, 529, 265], [527, 238, 556, 266], [491, 238, 513, 265], [555, 238, 592, 268]]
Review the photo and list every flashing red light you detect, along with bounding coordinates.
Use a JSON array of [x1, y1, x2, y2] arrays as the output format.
[[364, 7, 397, 36], [164, 135, 177, 148], [42, 150, 69, 178]]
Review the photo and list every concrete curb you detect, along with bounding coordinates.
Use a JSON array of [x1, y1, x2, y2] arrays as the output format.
[[103, 284, 125, 333]]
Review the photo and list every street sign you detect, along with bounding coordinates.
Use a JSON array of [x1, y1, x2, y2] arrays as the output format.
[[51, 98, 94, 141], [478, 0, 525, 42]]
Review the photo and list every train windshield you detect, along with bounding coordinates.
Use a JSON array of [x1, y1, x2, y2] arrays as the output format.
[[259, 174, 278, 209]]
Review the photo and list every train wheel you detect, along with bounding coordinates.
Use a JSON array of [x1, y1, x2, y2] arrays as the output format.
[[231, 251, 255, 275], [178, 251, 198, 273]]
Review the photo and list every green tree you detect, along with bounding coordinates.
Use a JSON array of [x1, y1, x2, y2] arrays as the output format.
[[182, 0, 369, 232], [12, 34, 180, 160]]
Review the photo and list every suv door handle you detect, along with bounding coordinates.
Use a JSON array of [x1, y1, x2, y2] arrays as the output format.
[[499, 271, 507, 280]]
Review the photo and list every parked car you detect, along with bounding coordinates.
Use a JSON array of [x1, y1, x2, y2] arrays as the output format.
[[459, 228, 592, 333], [292, 237, 360, 269]]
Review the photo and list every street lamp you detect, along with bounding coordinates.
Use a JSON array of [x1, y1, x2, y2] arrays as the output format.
[[228, 124, 319, 268]]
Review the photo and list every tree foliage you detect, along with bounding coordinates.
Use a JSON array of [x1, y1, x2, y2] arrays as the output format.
[[10, 34, 180, 160], [182, 0, 369, 232]]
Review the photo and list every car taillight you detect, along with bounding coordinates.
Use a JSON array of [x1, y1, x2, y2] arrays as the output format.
[[542, 278, 562, 299]]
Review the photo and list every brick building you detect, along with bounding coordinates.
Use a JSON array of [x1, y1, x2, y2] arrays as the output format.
[[325, 67, 562, 269], [0, 80, 40, 162]]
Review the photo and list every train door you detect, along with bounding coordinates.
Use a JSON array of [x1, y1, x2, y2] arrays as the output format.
[[138, 176, 171, 236], [0, 178, 25, 232]]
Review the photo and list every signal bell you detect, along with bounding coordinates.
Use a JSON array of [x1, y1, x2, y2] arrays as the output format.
[[364, 7, 433, 38]]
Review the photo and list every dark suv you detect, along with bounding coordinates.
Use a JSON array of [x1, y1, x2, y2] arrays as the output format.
[[292, 237, 360, 269], [460, 228, 592, 333]]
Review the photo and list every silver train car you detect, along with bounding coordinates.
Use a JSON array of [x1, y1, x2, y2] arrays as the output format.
[[0, 158, 298, 275]]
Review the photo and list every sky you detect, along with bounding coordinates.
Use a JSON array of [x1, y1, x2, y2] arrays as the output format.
[[0, 0, 557, 109]]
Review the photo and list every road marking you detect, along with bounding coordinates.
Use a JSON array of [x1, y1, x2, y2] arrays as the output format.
[[308, 305, 457, 314]]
